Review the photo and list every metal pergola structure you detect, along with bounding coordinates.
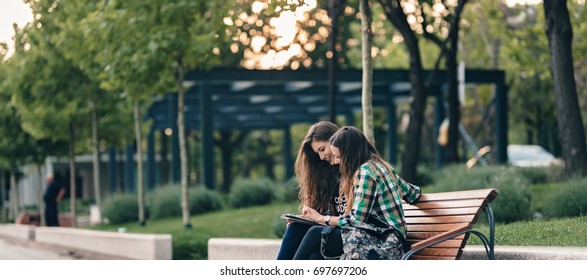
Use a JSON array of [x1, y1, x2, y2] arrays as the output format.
[[109, 68, 508, 191]]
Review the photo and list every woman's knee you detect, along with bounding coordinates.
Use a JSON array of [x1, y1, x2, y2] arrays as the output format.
[[306, 225, 325, 237]]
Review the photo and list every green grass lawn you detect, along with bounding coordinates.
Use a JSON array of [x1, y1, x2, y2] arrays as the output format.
[[469, 215, 587, 247], [87, 201, 587, 259]]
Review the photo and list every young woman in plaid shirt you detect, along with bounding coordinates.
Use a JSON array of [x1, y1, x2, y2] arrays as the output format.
[[294, 126, 420, 259]]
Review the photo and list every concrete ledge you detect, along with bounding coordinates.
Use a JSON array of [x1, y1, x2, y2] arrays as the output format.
[[0, 224, 35, 241], [35, 227, 172, 260], [462, 245, 587, 260], [208, 238, 281, 260], [207, 238, 587, 260]]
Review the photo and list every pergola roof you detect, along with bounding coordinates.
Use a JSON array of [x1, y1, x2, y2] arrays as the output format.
[[146, 68, 506, 131], [143, 67, 507, 189]]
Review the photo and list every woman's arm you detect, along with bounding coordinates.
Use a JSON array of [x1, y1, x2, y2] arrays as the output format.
[[338, 164, 377, 227], [301, 206, 341, 226]]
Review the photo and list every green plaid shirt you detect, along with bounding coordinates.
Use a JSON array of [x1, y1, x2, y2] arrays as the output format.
[[338, 160, 421, 238]]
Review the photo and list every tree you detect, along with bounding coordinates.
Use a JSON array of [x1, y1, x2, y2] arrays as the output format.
[[421, 0, 469, 164], [543, 0, 587, 177], [154, 0, 232, 228], [0, 60, 32, 221], [360, 0, 375, 143], [85, 1, 173, 226], [49, 0, 127, 214], [8, 4, 95, 227], [377, 0, 428, 182]]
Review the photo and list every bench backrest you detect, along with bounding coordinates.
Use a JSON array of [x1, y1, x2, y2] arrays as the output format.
[[402, 188, 498, 260]]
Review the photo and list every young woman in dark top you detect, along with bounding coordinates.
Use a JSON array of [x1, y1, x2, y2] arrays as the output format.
[[276, 121, 346, 260]]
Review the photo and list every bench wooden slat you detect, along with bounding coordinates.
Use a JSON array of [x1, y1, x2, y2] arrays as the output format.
[[412, 247, 462, 257], [408, 232, 464, 241], [415, 188, 498, 203], [403, 199, 485, 210], [407, 232, 465, 240], [406, 239, 464, 248], [407, 223, 471, 232], [409, 255, 457, 260], [405, 215, 476, 224], [403, 207, 481, 217]]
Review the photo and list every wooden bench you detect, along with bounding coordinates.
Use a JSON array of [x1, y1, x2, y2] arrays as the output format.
[[402, 188, 499, 260]]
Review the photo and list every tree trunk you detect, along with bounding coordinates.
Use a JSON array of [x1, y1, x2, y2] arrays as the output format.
[[360, 0, 375, 144], [379, 0, 427, 182], [446, 4, 463, 164], [69, 123, 77, 228], [328, 0, 343, 122], [91, 99, 102, 212], [160, 130, 170, 186], [219, 131, 233, 193], [134, 100, 146, 226], [543, 0, 587, 177], [37, 164, 45, 226], [176, 63, 191, 228], [10, 171, 18, 221]]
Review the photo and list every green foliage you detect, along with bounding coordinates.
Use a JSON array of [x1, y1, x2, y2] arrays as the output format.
[[272, 215, 288, 239], [58, 198, 94, 216], [189, 187, 225, 215], [431, 165, 532, 223], [228, 177, 277, 208], [148, 186, 182, 220], [514, 166, 567, 184], [101, 193, 140, 224], [148, 185, 224, 220], [542, 178, 587, 218], [413, 165, 435, 187], [275, 176, 300, 203]]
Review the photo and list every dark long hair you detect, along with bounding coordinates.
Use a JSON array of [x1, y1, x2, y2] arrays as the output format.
[[294, 121, 340, 214], [329, 126, 392, 214]]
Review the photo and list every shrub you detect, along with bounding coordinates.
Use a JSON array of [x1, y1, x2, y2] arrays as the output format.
[[274, 176, 300, 203], [542, 178, 587, 218], [148, 186, 182, 220], [430, 165, 532, 223], [229, 177, 277, 208], [514, 167, 550, 184], [101, 193, 139, 224], [148, 185, 225, 220], [189, 187, 224, 215], [414, 165, 435, 186], [272, 215, 288, 238], [490, 176, 532, 223]]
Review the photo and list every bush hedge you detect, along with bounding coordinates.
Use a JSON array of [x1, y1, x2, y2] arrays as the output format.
[[542, 177, 587, 218], [148, 186, 182, 220], [189, 187, 224, 215], [148, 185, 224, 220], [101, 193, 139, 224], [429, 165, 532, 223], [229, 177, 277, 208]]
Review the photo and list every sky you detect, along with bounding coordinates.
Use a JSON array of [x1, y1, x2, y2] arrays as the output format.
[[1, 0, 33, 56]]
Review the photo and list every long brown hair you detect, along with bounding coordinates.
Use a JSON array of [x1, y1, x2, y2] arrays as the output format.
[[329, 126, 392, 214], [294, 121, 340, 214]]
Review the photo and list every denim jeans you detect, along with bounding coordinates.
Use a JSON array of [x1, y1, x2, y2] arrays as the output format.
[[292, 225, 342, 260], [276, 223, 312, 260]]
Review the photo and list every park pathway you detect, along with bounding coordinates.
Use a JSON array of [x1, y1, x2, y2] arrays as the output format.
[[0, 237, 74, 260]]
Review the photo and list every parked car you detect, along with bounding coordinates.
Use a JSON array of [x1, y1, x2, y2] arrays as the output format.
[[507, 144, 563, 167]]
